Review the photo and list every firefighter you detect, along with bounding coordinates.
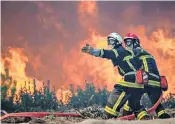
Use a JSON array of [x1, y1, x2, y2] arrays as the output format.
[[81, 32, 150, 120], [122, 33, 171, 119]]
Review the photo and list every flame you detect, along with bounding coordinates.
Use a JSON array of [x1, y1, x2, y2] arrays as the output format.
[[1, 47, 42, 95], [61, 1, 120, 91], [56, 88, 72, 104], [62, 30, 121, 91], [148, 29, 175, 95], [78, 1, 98, 31], [79, 1, 97, 16]]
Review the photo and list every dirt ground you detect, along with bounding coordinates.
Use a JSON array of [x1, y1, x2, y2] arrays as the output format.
[[1, 116, 175, 124], [77, 118, 175, 124], [8, 118, 174, 124]]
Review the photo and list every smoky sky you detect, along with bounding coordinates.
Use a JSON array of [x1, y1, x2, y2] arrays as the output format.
[[1, 1, 175, 89]]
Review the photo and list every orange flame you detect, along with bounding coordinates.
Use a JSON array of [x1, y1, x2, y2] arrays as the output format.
[[1, 47, 42, 95], [61, 1, 120, 90], [62, 30, 121, 91], [79, 1, 97, 16], [78, 1, 98, 31], [56, 88, 72, 104]]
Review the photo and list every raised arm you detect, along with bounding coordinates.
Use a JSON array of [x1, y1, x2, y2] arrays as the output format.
[[81, 44, 117, 60]]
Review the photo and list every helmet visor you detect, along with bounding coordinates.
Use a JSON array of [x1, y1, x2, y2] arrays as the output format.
[[107, 38, 115, 45], [124, 38, 134, 49], [107, 38, 116, 49]]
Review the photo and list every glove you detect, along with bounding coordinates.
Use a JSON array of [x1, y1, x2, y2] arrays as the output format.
[[81, 44, 92, 54]]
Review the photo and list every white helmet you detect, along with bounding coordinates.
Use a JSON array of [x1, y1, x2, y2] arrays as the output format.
[[107, 32, 122, 48]]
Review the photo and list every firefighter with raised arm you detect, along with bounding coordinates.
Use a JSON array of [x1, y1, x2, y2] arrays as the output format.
[[122, 33, 171, 119], [81, 32, 150, 120]]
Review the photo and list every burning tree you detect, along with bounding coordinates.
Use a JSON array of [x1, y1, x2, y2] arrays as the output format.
[[1, 68, 60, 112]]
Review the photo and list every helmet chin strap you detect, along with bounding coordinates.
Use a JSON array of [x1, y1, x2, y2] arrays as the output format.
[[108, 44, 115, 49], [108, 41, 121, 49]]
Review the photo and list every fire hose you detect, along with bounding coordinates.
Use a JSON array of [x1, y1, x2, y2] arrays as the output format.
[[0, 94, 162, 121]]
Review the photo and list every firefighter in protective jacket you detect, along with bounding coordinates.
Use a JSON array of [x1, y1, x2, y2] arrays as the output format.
[[123, 33, 171, 119], [81, 32, 150, 120]]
